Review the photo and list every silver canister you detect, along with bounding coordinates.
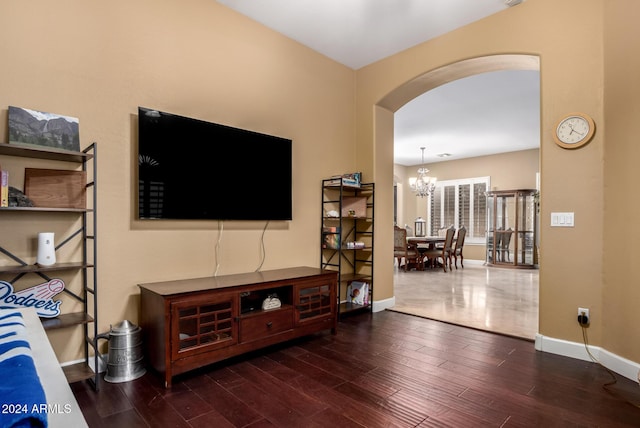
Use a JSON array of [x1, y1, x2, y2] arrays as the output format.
[[97, 320, 146, 383]]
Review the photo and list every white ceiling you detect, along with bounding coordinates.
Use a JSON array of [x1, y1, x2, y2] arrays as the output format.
[[217, 0, 512, 69], [216, 0, 538, 166], [395, 69, 539, 166]]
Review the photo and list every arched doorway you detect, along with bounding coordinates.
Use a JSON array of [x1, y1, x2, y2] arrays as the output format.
[[373, 54, 540, 337]]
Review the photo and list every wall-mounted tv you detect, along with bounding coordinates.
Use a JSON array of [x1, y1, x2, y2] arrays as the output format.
[[137, 107, 292, 220]]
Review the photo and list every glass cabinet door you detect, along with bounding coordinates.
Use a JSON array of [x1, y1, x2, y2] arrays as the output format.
[[486, 194, 495, 262], [515, 192, 536, 266], [171, 294, 238, 360], [486, 189, 537, 268], [498, 194, 516, 264], [295, 281, 334, 324]]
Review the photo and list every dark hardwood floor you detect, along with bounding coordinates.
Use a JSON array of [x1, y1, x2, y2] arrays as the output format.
[[71, 311, 640, 427]]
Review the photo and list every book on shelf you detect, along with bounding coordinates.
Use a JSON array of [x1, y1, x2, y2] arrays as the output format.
[[345, 241, 366, 249], [326, 172, 361, 188], [0, 169, 8, 207], [323, 226, 340, 233], [323, 233, 341, 249], [346, 281, 369, 305]]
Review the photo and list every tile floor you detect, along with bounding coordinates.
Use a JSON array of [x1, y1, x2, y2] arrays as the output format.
[[391, 259, 539, 339]]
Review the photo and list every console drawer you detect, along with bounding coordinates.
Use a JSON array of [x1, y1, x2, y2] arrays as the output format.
[[240, 307, 293, 343]]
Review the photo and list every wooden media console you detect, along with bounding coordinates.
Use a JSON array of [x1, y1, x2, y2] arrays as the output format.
[[138, 266, 338, 387]]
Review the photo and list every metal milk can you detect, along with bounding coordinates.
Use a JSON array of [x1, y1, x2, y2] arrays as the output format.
[[97, 320, 146, 383]]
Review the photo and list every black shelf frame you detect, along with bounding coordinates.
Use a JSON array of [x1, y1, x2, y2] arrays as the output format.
[[321, 179, 374, 317], [0, 142, 99, 390]]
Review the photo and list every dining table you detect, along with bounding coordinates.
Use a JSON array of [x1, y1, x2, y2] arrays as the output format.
[[407, 236, 446, 250], [406, 236, 446, 270]]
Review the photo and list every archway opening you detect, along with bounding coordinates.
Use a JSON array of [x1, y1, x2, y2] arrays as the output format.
[[376, 54, 541, 338]]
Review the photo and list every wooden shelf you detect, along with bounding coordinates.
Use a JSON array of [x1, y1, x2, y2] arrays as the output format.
[[321, 180, 375, 317], [322, 246, 372, 251], [338, 273, 372, 283], [323, 216, 373, 221], [41, 312, 94, 330], [0, 143, 93, 163], [62, 362, 96, 384], [240, 303, 294, 319], [1, 142, 99, 390], [0, 262, 94, 275], [339, 301, 370, 315], [0, 206, 91, 213]]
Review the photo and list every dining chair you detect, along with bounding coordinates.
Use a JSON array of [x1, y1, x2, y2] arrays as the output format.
[[394, 226, 420, 271], [423, 226, 455, 272], [452, 226, 467, 268]]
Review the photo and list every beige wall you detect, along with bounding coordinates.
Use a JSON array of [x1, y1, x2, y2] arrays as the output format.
[[602, 2, 640, 362], [357, 0, 640, 365], [0, 0, 355, 362], [396, 149, 539, 260], [2, 0, 639, 370]]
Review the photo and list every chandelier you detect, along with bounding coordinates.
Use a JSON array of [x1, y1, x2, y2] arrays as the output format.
[[409, 147, 437, 197]]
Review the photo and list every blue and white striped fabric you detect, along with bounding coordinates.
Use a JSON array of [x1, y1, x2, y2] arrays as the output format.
[[0, 310, 48, 428]]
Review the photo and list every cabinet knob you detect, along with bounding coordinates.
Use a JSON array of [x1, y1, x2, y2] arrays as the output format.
[[266, 321, 273, 328]]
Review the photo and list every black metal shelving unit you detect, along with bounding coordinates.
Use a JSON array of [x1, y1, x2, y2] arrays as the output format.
[[0, 143, 99, 389], [320, 178, 374, 317]]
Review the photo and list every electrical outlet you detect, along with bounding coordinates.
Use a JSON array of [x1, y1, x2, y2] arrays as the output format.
[[577, 307, 590, 325]]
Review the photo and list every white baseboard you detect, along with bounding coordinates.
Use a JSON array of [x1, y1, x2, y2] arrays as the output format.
[[461, 259, 485, 265], [372, 296, 395, 312], [61, 354, 106, 374], [535, 333, 640, 384]]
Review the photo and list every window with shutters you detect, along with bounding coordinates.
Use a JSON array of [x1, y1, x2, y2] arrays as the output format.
[[429, 177, 489, 244]]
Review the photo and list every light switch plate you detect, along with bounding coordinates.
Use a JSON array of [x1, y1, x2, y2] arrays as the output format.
[[551, 212, 574, 227]]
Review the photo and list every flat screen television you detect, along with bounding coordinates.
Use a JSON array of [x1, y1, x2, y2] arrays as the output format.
[[137, 107, 292, 220]]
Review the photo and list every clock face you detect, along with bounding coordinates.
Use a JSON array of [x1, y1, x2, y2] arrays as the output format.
[[554, 113, 595, 149]]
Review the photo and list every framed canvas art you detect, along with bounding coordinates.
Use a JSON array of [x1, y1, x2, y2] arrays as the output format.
[[8, 106, 80, 152]]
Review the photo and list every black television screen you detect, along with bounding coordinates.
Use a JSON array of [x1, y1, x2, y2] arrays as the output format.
[[137, 107, 292, 220]]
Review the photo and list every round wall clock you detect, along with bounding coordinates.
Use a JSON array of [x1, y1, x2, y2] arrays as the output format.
[[553, 112, 595, 149]]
